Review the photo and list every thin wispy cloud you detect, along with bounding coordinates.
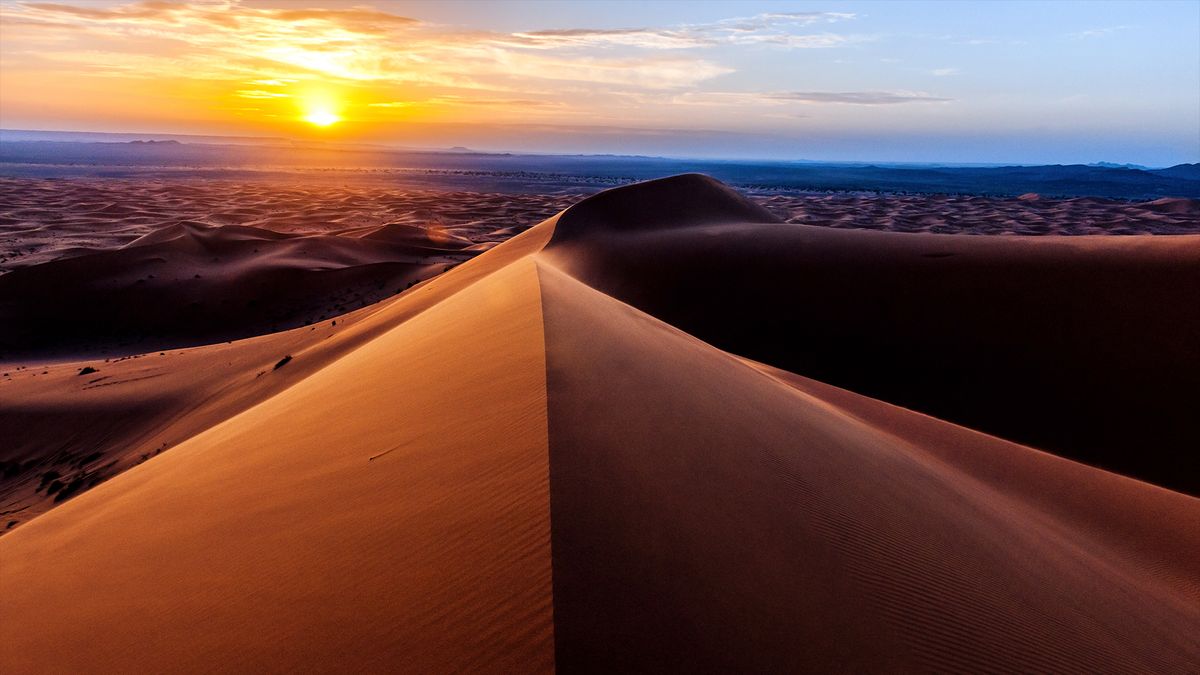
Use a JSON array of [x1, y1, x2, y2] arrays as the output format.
[[370, 96, 559, 108], [507, 11, 861, 51], [766, 91, 951, 105], [507, 28, 712, 50], [1069, 26, 1130, 39], [677, 91, 952, 106]]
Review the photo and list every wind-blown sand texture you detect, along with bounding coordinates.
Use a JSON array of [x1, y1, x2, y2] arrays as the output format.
[[1, 175, 1198, 672]]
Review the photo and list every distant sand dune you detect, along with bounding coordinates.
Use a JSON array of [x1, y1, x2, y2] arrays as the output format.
[[1, 175, 1197, 672], [2, 175, 1196, 356], [0, 218, 478, 358]]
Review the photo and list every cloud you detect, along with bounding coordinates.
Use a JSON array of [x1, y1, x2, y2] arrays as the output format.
[[765, 91, 952, 105], [236, 89, 290, 99], [1069, 26, 1130, 39], [504, 11, 861, 51], [23, 2, 418, 34], [931, 68, 960, 76], [508, 28, 712, 50], [2, 0, 887, 134], [370, 96, 559, 109], [712, 12, 856, 33], [11, 0, 741, 89], [677, 91, 952, 106]]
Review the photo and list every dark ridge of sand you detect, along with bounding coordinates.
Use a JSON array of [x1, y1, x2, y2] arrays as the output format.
[[0, 219, 478, 359], [544, 174, 1200, 495], [0, 175, 1197, 672]]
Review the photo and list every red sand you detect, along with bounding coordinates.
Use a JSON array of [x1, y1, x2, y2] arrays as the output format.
[[1, 175, 1197, 672]]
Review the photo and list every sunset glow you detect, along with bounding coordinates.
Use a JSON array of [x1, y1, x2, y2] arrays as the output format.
[[300, 91, 343, 127], [0, 0, 1196, 163]]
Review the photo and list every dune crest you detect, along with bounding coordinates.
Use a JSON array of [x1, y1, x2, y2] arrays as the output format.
[[551, 173, 777, 242], [2, 175, 1198, 672]]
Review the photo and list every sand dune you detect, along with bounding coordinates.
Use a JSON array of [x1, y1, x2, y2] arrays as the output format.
[[2, 175, 1198, 671], [0, 218, 477, 358], [0, 177, 578, 359], [539, 262, 1199, 672], [545, 175, 1200, 494], [3, 175, 1196, 357], [0, 177, 579, 275]]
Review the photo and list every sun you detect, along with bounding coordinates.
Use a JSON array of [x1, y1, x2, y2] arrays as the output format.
[[304, 108, 340, 127]]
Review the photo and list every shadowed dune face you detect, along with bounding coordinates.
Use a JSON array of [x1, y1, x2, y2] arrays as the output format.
[[0, 219, 478, 358], [538, 262, 1200, 673], [545, 175, 1200, 495], [1, 174, 1198, 672]]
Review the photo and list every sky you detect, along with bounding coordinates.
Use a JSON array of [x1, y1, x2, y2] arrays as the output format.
[[0, 0, 1197, 164]]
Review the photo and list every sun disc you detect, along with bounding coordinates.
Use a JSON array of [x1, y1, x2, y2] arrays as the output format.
[[304, 110, 339, 127]]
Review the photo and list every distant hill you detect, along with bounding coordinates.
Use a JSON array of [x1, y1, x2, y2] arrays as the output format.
[[1151, 163, 1200, 181]]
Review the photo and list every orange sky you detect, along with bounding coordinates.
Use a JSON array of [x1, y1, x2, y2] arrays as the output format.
[[1, 0, 1196, 163], [0, 1, 586, 139]]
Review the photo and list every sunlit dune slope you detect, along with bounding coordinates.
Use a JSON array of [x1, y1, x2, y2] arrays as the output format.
[[1, 233, 557, 673], [2, 175, 1198, 672], [0, 223, 553, 534]]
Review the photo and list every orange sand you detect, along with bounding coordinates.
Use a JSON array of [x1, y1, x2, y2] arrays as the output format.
[[1, 175, 1197, 672]]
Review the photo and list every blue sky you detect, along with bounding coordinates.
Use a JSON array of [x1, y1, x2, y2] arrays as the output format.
[[2, 0, 1197, 164]]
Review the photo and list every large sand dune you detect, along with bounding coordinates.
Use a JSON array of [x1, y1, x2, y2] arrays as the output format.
[[545, 176, 1200, 494], [2, 175, 1198, 672]]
